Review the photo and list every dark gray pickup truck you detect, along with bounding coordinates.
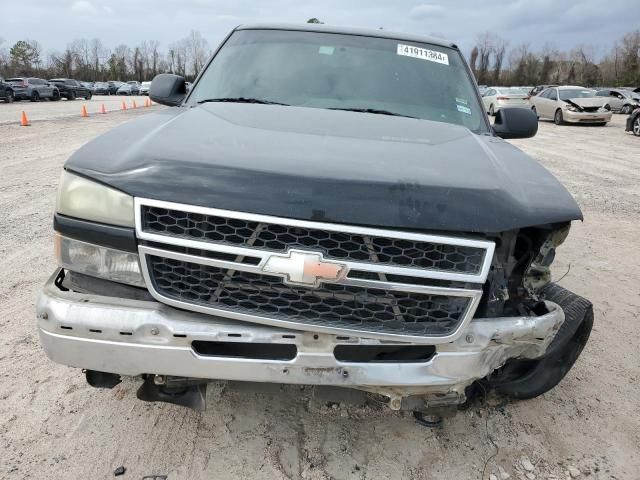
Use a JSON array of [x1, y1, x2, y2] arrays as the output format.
[[37, 23, 593, 415]]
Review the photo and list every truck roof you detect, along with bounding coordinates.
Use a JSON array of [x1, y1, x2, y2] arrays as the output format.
[[235, 23, 458, 50]]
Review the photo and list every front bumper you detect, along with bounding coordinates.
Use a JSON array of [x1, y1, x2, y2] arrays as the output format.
[[563, 109, 612, 123], [37, 270, 565, 402]]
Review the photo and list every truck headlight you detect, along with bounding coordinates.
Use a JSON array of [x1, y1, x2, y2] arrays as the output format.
[[55, 234, 145, 287], [56, 171, 134, 227], [523, 225, 570, 295]]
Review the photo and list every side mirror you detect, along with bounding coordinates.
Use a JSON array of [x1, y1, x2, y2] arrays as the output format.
[[149, 74, 187, 107], [493, 108, 538, 139]]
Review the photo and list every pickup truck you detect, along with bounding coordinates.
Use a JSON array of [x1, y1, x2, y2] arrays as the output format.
[[37, 24, 593, 415], [48, 78, 92, 100]]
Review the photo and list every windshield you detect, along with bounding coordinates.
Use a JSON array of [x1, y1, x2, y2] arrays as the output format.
[[559, 89, 595, 100], [191, 29, 487, 133]]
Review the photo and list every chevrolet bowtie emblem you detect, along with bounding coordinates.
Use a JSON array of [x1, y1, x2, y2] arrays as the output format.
[[262, 250, 346, 287]]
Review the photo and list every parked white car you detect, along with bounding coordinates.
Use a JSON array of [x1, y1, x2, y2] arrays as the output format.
[[530, 86, 611, 126], [481, 87, 530, 116]]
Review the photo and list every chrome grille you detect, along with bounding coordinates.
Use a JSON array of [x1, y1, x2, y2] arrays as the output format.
[[142, 206, 486, 274], [147, 255, 468, 337], [136, 198, 494, 343]]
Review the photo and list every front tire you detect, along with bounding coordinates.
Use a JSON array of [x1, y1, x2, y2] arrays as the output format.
[[4, 91, 13, 103], [621, 104, 632, 115], [30, 91, 40, 102], [486, 283, 594, 400], [554, 109, 564, 125], [85, 92, 92, 100], [633, 117, 640, 137]]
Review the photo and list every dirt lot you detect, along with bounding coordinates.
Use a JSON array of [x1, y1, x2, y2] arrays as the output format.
[[0, 106, 638, 480], [0, 95, 150, 124]]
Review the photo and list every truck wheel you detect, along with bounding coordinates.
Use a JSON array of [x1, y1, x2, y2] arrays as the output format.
[[485, 283, 593, 400], [554, 109, 564, 125]]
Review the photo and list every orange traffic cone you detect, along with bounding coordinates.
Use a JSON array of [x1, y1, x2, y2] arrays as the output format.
[[20, 111, 30, 126], [132, 100, 137, 109], [144, 98, 150, 107], [99, 104, 107, 114], [81, 105, 89, 118], [121, 101, 127, 111]]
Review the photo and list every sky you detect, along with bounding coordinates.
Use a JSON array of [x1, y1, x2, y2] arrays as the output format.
[[0, 0, 637, 58]]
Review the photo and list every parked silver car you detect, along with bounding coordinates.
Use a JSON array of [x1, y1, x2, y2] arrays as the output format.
[[117, 81, 141, 95], [530, 86, 611, 125], [595, 88, 640, 114], [139, 81, 151, 95], [481, 87, 530, 115], [7, 77, 60, 102]]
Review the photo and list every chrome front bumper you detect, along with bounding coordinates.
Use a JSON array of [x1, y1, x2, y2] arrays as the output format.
[[36, 271, 564, 403]]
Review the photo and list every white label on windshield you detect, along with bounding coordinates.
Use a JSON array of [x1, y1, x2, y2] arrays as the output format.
[[397, 44, 449, 65], [318, 46, 335, 55]]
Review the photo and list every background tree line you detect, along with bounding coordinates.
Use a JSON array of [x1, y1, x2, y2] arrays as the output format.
[[0, 30, 210, 82], [1, 27, 639, 87], [470, 30, 640, 87]]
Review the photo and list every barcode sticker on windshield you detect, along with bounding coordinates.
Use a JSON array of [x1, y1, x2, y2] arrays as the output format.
[[397, 44, 449, 65]]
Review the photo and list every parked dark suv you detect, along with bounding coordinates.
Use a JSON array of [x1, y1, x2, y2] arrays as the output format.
[[7, 77, 60, 101], [0, 76, 15, 103], [107, 81, 122, 95], [93, 82, 110, 95], [39, 24, 593, 415], [49, 79, 92, 100]]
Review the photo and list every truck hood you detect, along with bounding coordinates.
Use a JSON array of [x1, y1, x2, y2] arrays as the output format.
[[66, 103, 582, 233]]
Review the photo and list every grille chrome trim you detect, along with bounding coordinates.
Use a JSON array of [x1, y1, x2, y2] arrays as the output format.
[[138, 247, 482, 344], [139, 245, 482, 298], [135, 198, 496, 284]]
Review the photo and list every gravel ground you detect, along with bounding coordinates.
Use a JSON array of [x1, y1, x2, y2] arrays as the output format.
[[0, 95, 151, 124], [0, 107, 638, 480]]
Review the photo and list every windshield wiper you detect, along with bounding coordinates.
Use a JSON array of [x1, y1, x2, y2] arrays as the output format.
[[197, 97, 289, 106], [328, 107, 416, 119]]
